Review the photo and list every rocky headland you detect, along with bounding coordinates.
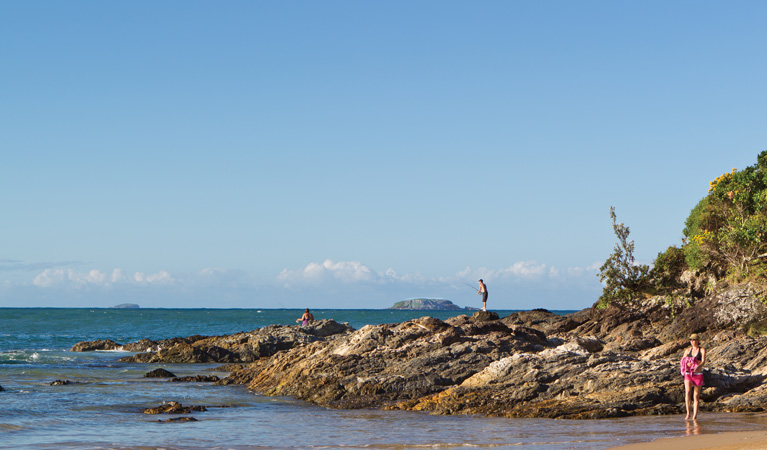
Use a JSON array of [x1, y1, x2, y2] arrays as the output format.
[[72, 285, 767, 419]]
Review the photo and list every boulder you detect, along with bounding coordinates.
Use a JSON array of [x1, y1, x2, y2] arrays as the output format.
[[143, 401, 207, 414], [144, 368, 177, 378]]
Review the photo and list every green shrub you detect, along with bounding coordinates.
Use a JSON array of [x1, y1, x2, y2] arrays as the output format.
[[651, 246, 687, 292]]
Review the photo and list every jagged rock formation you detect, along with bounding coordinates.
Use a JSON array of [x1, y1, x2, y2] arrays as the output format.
[[71, 285, 767, 419], [221, 285, 767, 418], [71, 319, 353, 364]]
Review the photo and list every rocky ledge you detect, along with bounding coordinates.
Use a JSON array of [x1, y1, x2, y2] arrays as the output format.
[[71, 319, 353, 363], [225, 288, 767, 419], [70, 285, 767, 419]]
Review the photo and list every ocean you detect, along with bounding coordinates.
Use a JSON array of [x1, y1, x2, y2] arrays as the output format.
[[1, 308, 765, 450]]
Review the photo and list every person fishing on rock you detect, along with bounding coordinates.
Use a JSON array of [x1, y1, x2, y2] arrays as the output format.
[[477, 279, 488, 311], [681, 333, 706, 420]]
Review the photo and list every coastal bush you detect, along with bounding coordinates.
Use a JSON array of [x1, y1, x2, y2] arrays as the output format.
[[682, 150, 767, 281], [650, 246, 687, 293], [597, 207, 650, 307]]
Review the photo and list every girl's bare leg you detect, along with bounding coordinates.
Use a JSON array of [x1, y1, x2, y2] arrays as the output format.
[[692, 385, 701, 420], [684, 379, 692, 420]]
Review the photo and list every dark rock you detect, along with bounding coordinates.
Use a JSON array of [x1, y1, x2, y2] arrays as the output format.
[[573, 336, 605, 353], [143, 401, 207, 414], [158, 417, 198, 423], [50, 380, 80, 386], [70, 339, 121, 352], [168, 375, 220, 383], [144, 368, 177, 378], [0, 385, 4, 392]]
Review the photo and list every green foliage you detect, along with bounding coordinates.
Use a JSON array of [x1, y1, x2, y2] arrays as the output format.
[[746, 320, 767, 337], [682, 198, 708, 270], [682, 150, 767, 280], [662, 294, 686, 318], [650, 246, 687, 293], [597, 207, 650, 306]]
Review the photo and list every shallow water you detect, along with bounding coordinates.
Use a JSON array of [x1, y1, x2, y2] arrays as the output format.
[[1, 308, 765, 449]]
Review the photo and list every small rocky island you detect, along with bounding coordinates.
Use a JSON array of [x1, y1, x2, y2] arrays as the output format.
[[390, 298, 473, 310], [111, 303, 140, 309]]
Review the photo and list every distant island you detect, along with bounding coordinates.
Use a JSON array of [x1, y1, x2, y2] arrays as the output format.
[[111, 304, 140, 309], [389, 299, 476, 310]]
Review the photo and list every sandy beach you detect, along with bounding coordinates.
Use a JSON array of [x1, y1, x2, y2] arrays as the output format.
[[610, 430, 767, 449]]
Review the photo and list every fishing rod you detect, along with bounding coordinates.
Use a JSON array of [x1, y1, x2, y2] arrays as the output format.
[[462, 282, 479, 291]]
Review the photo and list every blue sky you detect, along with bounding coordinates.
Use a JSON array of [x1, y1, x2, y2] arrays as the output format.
[[1, 1, 765, 310]]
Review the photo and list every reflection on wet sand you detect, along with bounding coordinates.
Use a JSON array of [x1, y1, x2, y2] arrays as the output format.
[[686, 419, 702, 436]]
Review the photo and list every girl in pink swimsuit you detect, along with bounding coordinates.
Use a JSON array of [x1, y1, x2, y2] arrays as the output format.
[[682, 333, 706, 420]]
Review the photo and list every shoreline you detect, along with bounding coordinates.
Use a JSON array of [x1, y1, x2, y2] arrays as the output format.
[[609, 430, 767, 449]]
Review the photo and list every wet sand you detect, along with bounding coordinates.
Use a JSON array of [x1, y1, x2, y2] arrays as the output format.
[[605, 413, 767, 449], [609, 430, 767, 449]]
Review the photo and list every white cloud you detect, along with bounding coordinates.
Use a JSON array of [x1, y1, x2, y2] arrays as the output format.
[[133, 270, 173, 284], [31, 268, 173, 288], [33, 269, 66, 287], [499, 261, 548, 278], [279, 259, 383, 285], [32, 269, 107, 287], [111, 269, 125, 283]]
